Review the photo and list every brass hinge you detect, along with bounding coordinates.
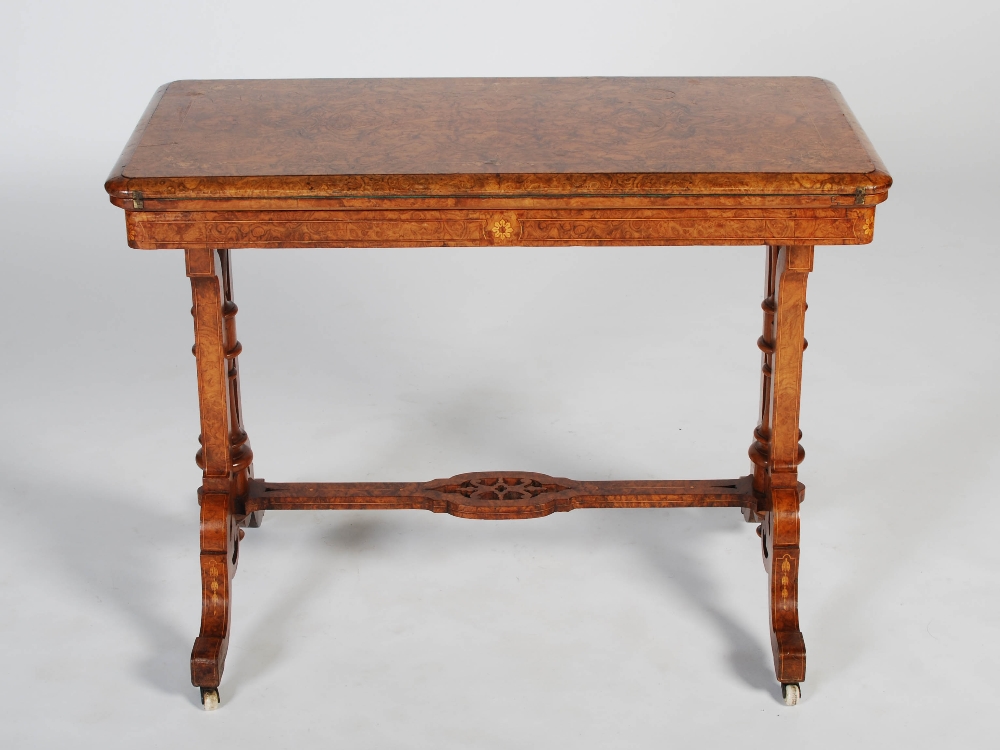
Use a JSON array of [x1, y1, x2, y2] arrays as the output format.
[[131, 191, 144, 209], [854, 187, 866, 205]]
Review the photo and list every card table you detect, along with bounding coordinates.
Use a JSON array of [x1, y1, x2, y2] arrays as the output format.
[[105, 77, 891, 709]]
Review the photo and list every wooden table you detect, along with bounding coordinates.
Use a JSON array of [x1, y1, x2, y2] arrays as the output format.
[[105, 77, 891, 709]]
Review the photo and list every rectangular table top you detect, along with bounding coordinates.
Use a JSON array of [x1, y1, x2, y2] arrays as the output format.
[[105, 77, 890, 207]]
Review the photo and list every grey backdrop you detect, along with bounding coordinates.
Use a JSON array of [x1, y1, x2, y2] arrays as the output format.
[[1, 1, 997, 747]]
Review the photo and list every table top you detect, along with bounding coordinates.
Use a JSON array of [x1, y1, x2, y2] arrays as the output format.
[[105, 77, 890, 207]]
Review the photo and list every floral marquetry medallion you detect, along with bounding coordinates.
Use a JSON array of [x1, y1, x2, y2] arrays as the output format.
[[851, 208, 876, 243], [484, 213, 521, 245]]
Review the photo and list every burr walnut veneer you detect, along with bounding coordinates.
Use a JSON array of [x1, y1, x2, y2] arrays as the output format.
[[105, 77, 891, 709]]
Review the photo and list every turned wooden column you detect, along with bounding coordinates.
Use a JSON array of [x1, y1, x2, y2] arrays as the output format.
[[750, 244, 811, 689], [186, 248, 253, 696], [748, 245, 779, 512], [218, 250, 260, 527]]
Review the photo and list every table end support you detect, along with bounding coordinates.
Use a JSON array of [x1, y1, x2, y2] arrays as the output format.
[[750, 245, 811, 696], [186, 248, 257, 707]]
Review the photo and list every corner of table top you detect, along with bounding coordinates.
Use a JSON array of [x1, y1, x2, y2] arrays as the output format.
[[105, 81, 173, 205], [821, 78, 892, 191]]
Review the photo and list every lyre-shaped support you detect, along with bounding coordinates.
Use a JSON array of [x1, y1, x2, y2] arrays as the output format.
[[749, 245, 811, 696], [186, 248, 257, 703]]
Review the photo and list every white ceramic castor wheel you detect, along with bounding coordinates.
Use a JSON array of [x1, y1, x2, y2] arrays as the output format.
[[201, 687, 220, 711], [782, 683, 801, 706]]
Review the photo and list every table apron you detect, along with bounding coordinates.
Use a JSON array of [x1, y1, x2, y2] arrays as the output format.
[[125, 207, 875, 248]]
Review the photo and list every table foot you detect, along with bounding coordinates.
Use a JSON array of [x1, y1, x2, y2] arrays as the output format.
[[191, 634, 228, 690], [772, 627, 807, 685], [762, 483, 807, 689]]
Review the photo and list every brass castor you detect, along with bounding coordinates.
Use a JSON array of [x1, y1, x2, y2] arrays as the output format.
[[201, 687, 220, 711], [782, 683, 801, 706]]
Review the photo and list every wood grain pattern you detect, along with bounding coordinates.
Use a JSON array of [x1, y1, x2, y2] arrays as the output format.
[[123, 206, 876, 249], [108, 78, 885, 178], [105, 77, 890, 212], [247, 474, 753, 520]]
